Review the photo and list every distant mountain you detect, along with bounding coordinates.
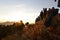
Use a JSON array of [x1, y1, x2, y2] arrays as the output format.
[[0, 21, 14, 25]]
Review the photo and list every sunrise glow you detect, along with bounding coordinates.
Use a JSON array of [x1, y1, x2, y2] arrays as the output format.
[[0, 5, 39, 23], [0, 0, 57, 23]]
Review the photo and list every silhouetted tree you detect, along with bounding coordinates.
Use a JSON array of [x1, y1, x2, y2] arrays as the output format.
[[43, 8, 48, 18], [35, 16, 41, 22], [20, 20, 24, 27], [18, 20, 24, 31], [40, 11, 44, 19], [35, 8, 48, 22], [44, 7, 59, 27]]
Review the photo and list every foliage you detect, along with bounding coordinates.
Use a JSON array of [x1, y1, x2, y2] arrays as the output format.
[[0, 7, 60, 40]]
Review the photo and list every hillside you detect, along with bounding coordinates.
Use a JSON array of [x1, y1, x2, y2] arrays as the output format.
[[0, 7, 60, 40]]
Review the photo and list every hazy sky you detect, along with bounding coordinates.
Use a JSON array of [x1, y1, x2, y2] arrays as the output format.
[[0, 0, 57, 23]]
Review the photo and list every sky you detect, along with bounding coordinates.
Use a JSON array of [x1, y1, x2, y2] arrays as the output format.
[[0, 0, 57, 23]]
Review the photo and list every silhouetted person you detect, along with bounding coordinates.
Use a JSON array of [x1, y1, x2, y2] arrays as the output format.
[[25, 22, 29, 26]]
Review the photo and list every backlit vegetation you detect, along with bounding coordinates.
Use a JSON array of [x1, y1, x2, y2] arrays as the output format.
[[0, 7, 60, 40]]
